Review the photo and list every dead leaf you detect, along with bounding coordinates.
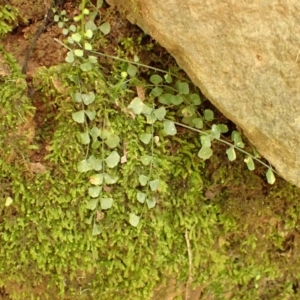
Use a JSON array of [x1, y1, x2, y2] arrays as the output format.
[[51, 76, 68, 94], [103, 186, 112, 193], [96, 210, 104, 221], [205, 184, 222, 199], [29, 162, 47, 174], [121, 141, 127, 163], [218, 236, 226, 247], [136, 86, 145, 101]]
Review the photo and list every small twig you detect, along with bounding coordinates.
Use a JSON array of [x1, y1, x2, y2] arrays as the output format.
[[79, 287, 89, 294], [87, 49, 189, 80], [22, 1, 55, 74], [54, 38, 72, 51], [185, 229, 193, 300]]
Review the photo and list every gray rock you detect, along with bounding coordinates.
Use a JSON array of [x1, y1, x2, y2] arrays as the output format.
[[108, 0, 300, 187]]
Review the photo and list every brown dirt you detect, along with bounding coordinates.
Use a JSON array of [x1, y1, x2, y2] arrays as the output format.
[[3, 0, 68, 77], [0, 286, 10, 300]]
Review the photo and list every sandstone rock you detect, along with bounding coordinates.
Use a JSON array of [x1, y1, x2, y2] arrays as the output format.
[[107, 0, 300, 187]]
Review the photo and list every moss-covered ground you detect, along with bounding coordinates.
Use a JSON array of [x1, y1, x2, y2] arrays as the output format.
[[1, 1, 300, 300]]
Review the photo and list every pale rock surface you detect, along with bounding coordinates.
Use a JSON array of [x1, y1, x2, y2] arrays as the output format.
[[107, 0, 300, 187]]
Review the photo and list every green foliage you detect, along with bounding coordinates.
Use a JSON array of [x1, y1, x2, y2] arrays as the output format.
[[0, 46, 35, 166], [0, 4, 18, 38], [53, 0, 110, 65], [0, 1, 296, 300]]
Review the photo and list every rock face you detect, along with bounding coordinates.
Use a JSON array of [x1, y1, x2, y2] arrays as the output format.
[[107, 0, 300, 187]]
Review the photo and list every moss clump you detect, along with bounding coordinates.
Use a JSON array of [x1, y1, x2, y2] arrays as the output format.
[[0, 46, 35, 199], [0, 4, 18, 38]]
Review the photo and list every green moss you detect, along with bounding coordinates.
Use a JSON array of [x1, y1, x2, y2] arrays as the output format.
[[1, 17, 300, 300], [0, 46, 35, 187], [0, 4, 18, 38]]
